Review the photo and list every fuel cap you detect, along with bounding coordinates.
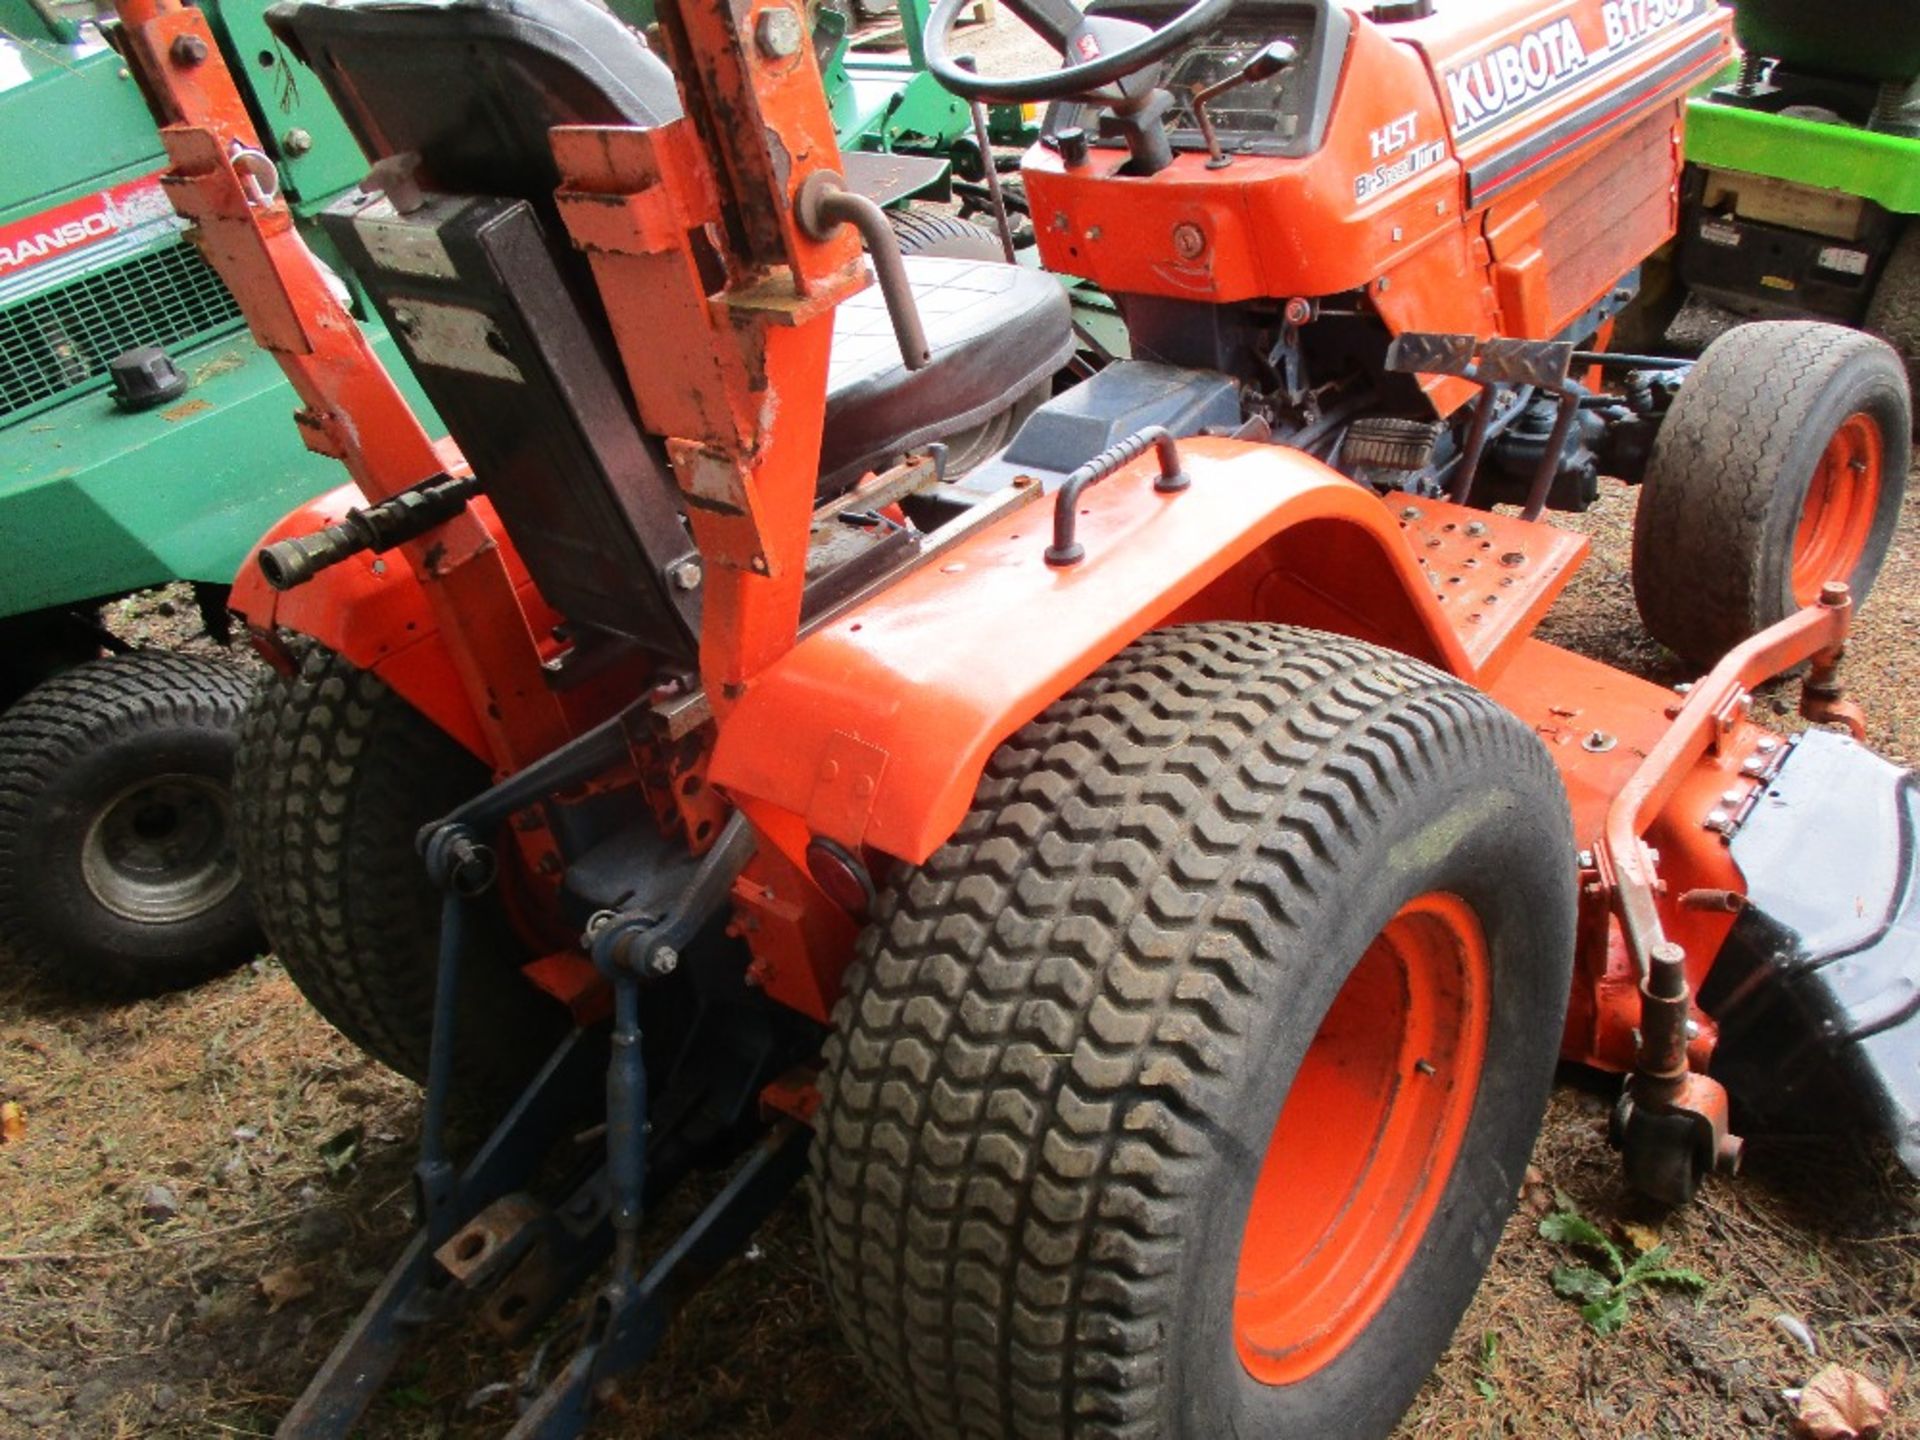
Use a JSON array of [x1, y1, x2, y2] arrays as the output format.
[[108, 346, 189, 411]]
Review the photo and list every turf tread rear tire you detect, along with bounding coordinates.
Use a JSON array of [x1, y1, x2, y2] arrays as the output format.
[[235, 646, 556, 1090], [1631, 320, 1909, 665], [0, 651, 258, 996], [811, 623, 1575, 1440]]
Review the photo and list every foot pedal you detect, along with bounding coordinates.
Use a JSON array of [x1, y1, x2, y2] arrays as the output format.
[[1339, 416, 1446, 490]]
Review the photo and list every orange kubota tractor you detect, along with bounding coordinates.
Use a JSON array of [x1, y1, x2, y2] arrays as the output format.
[[108, 0, 1916, 1435]]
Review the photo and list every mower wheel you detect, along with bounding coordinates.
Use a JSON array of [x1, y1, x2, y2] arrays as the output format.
[[813, 623, 1577, 1440], [1866, 222, 1920, 417], [887, 208, 1006, 263], [0, 651, 260, 997], [234, 645, 562, 1091], [1632, 321, 1910, 666]]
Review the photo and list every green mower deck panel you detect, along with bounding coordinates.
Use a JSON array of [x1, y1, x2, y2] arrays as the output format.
[[1686, 98, 1920, 217], [0, 327, 426, 612]]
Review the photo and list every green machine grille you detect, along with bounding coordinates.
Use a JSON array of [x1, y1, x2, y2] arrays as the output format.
[[1, 238, 244, 420]]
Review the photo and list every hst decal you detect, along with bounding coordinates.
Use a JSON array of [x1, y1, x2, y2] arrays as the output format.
[[1444, 0, 1706, 137], [1357, 116, 1447, 201]]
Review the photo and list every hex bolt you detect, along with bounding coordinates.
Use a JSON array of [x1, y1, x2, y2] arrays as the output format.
[[1577, 849, 1595, 869], [1399, 506, 1423, 522], [1756, 735, 1779, 753], [649, 945, 680, 977], [169, 33, 208, 65], [1741, 754, 1767, 775], [1704, 808, 1732, 833], [669, 559, 704, 592], [1171, 222, 1206, 261], [755, 7, 804, 59], [282, 127, 314, 157], [1464, 520, 1488, 537]]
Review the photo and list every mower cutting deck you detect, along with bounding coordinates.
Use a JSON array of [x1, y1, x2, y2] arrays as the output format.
[[104, 0, 1919, 1435]]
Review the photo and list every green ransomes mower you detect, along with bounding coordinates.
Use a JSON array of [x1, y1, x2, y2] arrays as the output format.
[[0, 0, 441, 995]]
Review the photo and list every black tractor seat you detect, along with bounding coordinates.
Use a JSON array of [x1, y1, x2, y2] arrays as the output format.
[[270, 0, 1070, 664], [822, 258, 1072, 495]]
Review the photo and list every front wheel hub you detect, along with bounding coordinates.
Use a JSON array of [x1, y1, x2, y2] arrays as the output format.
[[1792, 410, 1884, 605]]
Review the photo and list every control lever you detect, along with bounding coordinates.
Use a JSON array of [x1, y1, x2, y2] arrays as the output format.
[[1190, 40, 1298, 169], [957, 56, 1018, 263], [795, 171, 931, 371]]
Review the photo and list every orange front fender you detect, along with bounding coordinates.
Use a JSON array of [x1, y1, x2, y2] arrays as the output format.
[[712, 437, 1473, 866]]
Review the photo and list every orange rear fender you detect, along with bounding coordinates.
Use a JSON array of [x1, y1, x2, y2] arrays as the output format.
[[229, 483, 536, 763], [711, 437, 1473, 867]]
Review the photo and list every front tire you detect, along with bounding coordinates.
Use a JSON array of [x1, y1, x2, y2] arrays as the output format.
[[0, 651, 259, 997], [812, 624, 1577, 1439], [1632, 321, 1910, 666]]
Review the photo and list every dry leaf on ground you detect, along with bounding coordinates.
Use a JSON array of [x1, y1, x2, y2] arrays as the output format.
[[1796, 1364, 1891, 1439], [0, 1101, 24, 1143], [1619, 1221, 1661, 1254], [259, 1263, 316, 1314]]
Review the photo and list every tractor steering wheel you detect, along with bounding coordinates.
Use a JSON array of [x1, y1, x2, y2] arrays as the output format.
[[924, 0, 1237, 106]]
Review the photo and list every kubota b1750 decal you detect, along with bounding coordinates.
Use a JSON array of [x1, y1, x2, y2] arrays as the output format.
[[1444, 0, 1706, 138]]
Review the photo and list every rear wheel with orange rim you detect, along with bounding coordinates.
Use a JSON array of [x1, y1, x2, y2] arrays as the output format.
[[1633, 321, 1909, 667], [813, 624, 1577, 1440]]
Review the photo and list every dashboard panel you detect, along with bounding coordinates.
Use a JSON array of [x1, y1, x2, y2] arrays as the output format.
[[1046, 0, 1350, 158]]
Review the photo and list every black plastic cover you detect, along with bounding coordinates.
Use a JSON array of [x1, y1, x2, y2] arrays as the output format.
[[107, 345, 187, 411], [951, 359, 1242, 498], [1703, 729, 1920, 1175], [325, 192, 701, 658], [1732, 0, 1920, 86]]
